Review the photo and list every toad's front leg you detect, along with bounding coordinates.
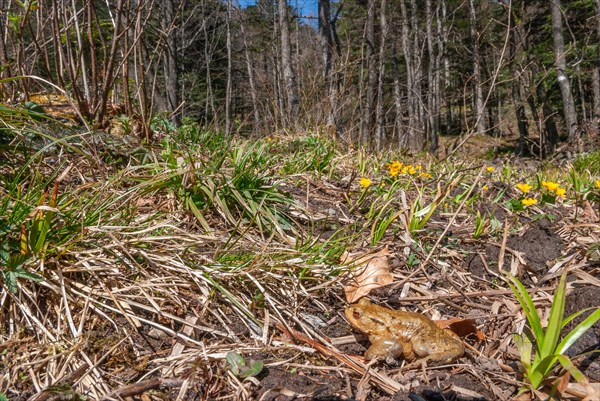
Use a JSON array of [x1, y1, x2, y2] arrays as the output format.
[[365, 336, 404, 363]]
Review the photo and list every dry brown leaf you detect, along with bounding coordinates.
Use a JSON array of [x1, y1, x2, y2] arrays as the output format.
[[435, 317, 486, 340], [554, 371, 571, 397], [341, 247, 393, 303]]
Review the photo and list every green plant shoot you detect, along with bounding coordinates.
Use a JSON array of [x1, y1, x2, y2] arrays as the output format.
[[507, 273, 600, 392]]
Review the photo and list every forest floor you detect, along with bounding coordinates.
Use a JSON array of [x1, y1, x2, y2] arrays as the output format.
[[0, 118, 599, 401]]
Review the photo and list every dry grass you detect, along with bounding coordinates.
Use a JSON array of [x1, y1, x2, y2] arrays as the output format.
[[1, 125, 599, 400]]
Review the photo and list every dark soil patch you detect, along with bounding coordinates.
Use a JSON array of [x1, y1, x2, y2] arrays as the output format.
[[465, 217, 563, 281], [506, 218, 563, 273], [391, 371, 492, 401], [256, 368, 349, 400], [564, 284, 600, 382]]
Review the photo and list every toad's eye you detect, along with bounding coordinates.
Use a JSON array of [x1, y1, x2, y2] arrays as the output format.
[[353, 311, 360, 319]]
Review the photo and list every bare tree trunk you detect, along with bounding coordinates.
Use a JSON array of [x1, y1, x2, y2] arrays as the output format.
[[318, 0, 338, 132], [509, 8, 529, 156], [201, 1, 215, 127], [513, 83, 529, 155], [238, 11, 260, 130], [426, 0, 438, 153], [410, 0, 424, 146], [400, 0, 421, 150], [374, 0, 388, 150], [592, 0, 600, 134], [537, 85, 559, 155], [593, 63, 600, 135], [550, 0, 579, 141], [469, 0, 485, 135], [161, 0, 179, 126], [392, 44, 404, 147], [0, 0, 13, 100], [225, 0, 233, 134], [279, 0, 299, 128], [362, 0, 376, 145]]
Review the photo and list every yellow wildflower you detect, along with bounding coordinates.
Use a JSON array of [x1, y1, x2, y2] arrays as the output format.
[[420, 172, 432, 179], [516, 183, 532, 193], [482, 185, 489, 191], [596, 180, 600, 190], [542, 181, 559, 191], [359, 177, 371, 188], [415, 165, 423, 171], [388, 161, 402, 177], [486, 166, 495, 173], [402, 165, 416, 175], [521, 198, 538, 206], [554, 187, 566, 197]]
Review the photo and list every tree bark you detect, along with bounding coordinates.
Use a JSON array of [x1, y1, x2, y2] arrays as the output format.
[[201, 1, 215, 126], [592, 0, 600, 134], [362, 0, 376, 144], [225, 0, 233, 134], [508, 6, 529, 156], [399, 0, 424, 150], [550, 0, 579, 141], [161, 0, 179, 126], [469, 0, 485, 135], [374, 0, 388, 150], [392, 44, 404, 147], [279, 0, 299, 127], [238, 11, 260, 130], [0, 0, 13, 100], [426, 0, 438, 153], [318, 0, 338, 133]]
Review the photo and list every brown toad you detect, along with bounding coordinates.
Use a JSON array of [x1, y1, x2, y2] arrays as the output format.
[[345, 298, 464, 363]]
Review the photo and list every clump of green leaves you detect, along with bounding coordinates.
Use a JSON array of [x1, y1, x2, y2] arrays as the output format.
[[0, 177, 57, 292], [226, 352, 264, 378], [472, 210, 486, 239], [572, 150, 600, 175], [280, 134, 337, 177], [507, 273, 600, 393]]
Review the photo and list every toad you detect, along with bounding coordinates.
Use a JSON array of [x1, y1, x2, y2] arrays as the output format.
[[345, 298, 464, 364]]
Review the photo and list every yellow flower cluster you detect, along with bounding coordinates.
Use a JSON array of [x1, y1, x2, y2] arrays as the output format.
[[388, 161, 429, 178], [595, 179, 600, 190], [542, 180, 566, 197], [516, 183, 532, 193], [514, 179, 569, 211], [388, 160, 403, 177], [486, 166, 495, 173], [541, 180, 558, 191], [359, 177, 372, 188]]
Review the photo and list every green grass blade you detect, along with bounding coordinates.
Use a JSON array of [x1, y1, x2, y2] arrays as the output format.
[[507, 275, 544, 341], [530, 354, 559, 389], [561, 308, 589, 328], [185, 196, 212, 232], [556, 307, 600, 355], [513, 333, 532, 370], [555, 354, 587, 384], [540, 274, 566, 359]]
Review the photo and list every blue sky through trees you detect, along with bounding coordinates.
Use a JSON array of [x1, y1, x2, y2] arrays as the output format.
[[237, 0, 319, 23]]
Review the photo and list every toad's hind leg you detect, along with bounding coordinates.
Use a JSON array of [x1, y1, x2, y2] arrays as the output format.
[[411, 333, 464, 364]]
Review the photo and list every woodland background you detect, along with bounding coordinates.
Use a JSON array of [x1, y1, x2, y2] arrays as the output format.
[[1, 0, 599, 154]]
